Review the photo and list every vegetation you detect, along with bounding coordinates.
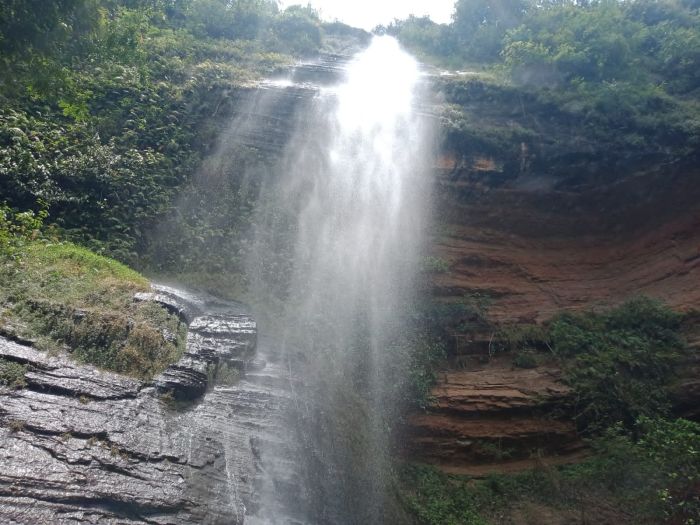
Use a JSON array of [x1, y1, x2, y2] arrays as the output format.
[[492, 298, 685, 434], [550, 297, 684, 433], [386, 0, 700, 188], [0, 206, 186, 379], [0, 358, 27, 389], [421, 256, 451, 274], [0, 0, 365, 276], [402, 415, 700, 524], [1, 2, 698, 521], [401, 297, 697, 524]]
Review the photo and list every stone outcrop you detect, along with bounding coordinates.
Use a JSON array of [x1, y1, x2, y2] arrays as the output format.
[[404, 357, 584, 476], [405, 149, 700, 475], [430, 156, 700, 323], [135, 285, 256, 400], [0, 286, 298, 524]]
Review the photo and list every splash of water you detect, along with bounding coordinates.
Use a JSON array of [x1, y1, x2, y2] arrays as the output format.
[[248, 36, 434, 523]]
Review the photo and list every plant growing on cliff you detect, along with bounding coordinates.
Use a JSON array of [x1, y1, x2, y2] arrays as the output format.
[[399, 463, 489, 525], [0, 204, 48, 255], [402, 337, 448, 409], [550, 297, 684, 434], [0, 235, 186, 379], [401, 416, 700, 524], [0, 358, 27, 389], [421, 256, 451, 274]]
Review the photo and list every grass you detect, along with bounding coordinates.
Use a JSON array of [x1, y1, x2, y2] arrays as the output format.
[[0, 240, 186, 379]]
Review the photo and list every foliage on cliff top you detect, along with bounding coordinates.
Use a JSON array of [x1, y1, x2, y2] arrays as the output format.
[[388, 0, 700, 183], [0, 206, 186, 379]]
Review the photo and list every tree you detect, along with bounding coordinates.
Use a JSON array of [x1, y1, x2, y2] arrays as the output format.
[[452, 0, 528, 61]]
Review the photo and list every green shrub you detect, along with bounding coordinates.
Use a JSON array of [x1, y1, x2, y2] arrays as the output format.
[[399, 464, 489, 525], [0, 358, 27, 389], [512, 351, 538, 369], [421, 256, 451, 274], [635, 417, 700, 523], [403, 338, 447, 409], [495, 323, 550, 354], [0, 204, 48, 255], [550, 297, 684, 433]]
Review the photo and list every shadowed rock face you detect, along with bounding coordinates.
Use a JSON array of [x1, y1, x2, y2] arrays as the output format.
[[404, 150, 700, 476], [429, 144, 700, 319], [0, 287, 300, 525]]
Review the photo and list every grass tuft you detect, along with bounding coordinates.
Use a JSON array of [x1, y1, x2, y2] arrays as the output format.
[[0, 240, 185, 379]]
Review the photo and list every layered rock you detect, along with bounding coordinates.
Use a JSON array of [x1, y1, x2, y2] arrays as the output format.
[[407, 153, 700, 475], [430, 156, 700, 323], [0, 287, 299, 524], [404, 357, 584, 476]]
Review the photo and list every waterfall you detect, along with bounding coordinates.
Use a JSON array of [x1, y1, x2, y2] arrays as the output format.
[[246, 36, 434, 524]]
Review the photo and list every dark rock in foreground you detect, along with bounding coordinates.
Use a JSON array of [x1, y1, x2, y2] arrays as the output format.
[[0, 287, 295, 525]]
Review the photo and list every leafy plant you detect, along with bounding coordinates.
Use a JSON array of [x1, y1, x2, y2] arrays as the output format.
[[0, 358, 28, 389], [512, 350, 538, 369], [550, 297, 684, 433], [421, 256, 451, 274]]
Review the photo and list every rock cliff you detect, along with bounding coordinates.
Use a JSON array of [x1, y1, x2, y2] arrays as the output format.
[[404, 110, 700, 474], [0, 286, 301, 524]]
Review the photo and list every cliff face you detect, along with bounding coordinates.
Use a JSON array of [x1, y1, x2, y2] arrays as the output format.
[[431, 154, 700, 323], [0, 287, 301, 524], [405, 357, 585, 476], [3, 58, 699, 516], [404, 122, 700, 473]]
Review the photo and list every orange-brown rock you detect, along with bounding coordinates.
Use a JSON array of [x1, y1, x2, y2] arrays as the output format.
[[407, 158, 700, 475], [428, 154, 700, 321], [404, 357, 584, 476]]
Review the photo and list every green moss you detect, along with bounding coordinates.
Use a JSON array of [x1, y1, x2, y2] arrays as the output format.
[[0, 240, 185, 379], [421, 256, 451, 274], [207, 361, 241, 387]]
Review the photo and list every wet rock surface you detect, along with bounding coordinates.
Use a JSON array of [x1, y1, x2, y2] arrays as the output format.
[[0, 286, 296, 524], [154, 311, 257, 400]]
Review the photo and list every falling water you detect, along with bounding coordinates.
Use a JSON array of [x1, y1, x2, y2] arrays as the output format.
[[247, 36, 434, 523]]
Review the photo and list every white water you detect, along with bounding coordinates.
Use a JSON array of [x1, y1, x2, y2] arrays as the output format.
[[247, 36, 434, 523]]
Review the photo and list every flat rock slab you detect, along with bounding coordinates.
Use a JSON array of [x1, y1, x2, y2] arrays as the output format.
[[404, 357, 582, 472], [0, 284, 280, 524]]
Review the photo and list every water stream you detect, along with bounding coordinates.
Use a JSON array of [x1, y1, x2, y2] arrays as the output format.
[[245, 36, 435, 523]]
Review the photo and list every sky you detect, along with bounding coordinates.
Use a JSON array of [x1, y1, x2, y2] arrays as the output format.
[[277, 0, 456, 30]]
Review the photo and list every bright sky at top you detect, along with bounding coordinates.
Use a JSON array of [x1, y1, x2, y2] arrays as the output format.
[[277, 0, 456, 30]]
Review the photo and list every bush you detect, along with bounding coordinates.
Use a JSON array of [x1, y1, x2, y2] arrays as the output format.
[[635, 417, 700, 522], [400, 417, 700, 524], [0, 204, 48, 255], [512, 351, 538, 369], [0, 358, 28, 389], [550, 297, 684, 433], [399, 464, 488, 525]]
